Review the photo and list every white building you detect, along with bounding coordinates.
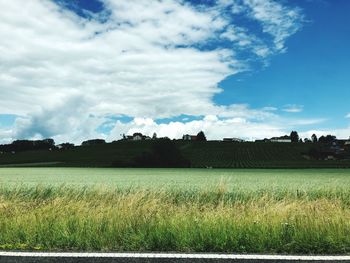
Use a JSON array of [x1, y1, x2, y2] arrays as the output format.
[[223, 138, 245, 142], [270, 136, 292, 143], [132, 133, 144, 141], [182, 134, 197, 141]]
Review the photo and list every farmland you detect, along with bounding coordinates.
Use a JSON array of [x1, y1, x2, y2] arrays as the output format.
[[0, 167, 350, 190], [0, 168, 350, 254], [1, 141, 350, 168]]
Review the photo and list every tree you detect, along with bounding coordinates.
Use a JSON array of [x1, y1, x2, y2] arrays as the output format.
[[290, 131, 299, 143], [311, 134, 318, 143], [11, 139, 55, 151], [197, 131, 207, 141], [82, 139, 106, 146], [319, 135, 336, 144], [318, 135, 325, 143], [58, 143, 74, 150], [43, 139, 55, 147], [132, 139, 191, 167], [152, 132, 157, 140]]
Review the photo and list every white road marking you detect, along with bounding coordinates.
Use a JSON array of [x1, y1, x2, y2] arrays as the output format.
[[0, 252, 350, 261]]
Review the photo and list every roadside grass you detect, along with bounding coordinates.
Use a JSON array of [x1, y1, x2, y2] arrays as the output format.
[[0, 184, 349, 254]]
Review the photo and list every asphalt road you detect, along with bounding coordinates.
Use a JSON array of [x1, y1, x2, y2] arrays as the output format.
[[1, 253, 350, 263]]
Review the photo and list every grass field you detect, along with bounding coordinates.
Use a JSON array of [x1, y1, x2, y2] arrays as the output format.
[[0, 168, 350, 254], [1, 168, 350, 190]]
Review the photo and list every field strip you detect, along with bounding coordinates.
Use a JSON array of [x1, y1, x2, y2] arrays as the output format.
[[0, 161, 63, 167], [1, 252, 350, 262]]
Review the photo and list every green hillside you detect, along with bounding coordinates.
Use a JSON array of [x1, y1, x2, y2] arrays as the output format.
[[180, 141, 350, 168], [1, 140, 350, 168]]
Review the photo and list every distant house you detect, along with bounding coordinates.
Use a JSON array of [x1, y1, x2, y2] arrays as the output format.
[[183, 134, 197, 141], [132, 133, 144, 141], [326, 155, 336, 161], [335, 139, 350, 146], [255, 138, 270, 143], [57, 143, 75, 150], [330, 139, 350, 154], [270, 135, 292, 143], [344, 139, 350, 153], [223, 138, 245, 142], [124, 133, 150, 141]]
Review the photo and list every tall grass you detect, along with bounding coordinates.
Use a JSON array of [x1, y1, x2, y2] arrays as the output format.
[[0, 184, 349, 254]]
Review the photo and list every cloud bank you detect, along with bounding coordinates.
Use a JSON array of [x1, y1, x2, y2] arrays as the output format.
[[282, 104, 304, 113], [0, 0, 306, 143]]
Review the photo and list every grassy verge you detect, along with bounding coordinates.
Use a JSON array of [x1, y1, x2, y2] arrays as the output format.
[[0, 185, 349, 254]]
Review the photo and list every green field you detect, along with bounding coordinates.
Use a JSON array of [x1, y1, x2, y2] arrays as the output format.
[[0, 168, 350, 254], [1, 168, 350, 190]]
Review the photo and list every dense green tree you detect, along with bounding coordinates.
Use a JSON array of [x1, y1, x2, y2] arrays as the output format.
[[290, 131, 299, 143], [10, 139, 55, 151], [197, 131, 207, 141], [81, 139, 106, 146], [132, 139, 191, 168], [311, 134, 318, 143], [319, 135, 336, 144]]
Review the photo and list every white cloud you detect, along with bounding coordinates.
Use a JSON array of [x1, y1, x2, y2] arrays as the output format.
[[282, 104, 304, 113], [108, 116, 284, 142], [346, 113, 350, 118], [0, 129, 13, 145], [107, 112, 326, 142], [262, 106, 278, 111], [300, 127, 350, 140], [0, 102, 325, 144], [242, 0, 304, 52], [0, 0, 304, 143], [13, 96, 106, 143]]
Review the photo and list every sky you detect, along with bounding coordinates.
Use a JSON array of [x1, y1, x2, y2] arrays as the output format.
[[0, 0, 349, 144]]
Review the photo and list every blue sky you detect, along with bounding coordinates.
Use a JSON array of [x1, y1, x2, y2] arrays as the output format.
[[216, 0, 350, 128], [0, 0, 349, 143]]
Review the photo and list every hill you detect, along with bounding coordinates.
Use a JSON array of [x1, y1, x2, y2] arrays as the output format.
[[1, 140, 350, 168]]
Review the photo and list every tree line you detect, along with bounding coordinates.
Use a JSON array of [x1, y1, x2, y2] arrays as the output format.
[[0, 139, 55, 153], [0, 139, 74, 153], [290, 131, 340, 144], [0, 131, 345, 154]]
